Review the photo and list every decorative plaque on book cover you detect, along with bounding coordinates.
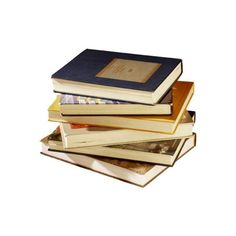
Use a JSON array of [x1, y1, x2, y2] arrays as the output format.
[[96, 58, 161, 83]]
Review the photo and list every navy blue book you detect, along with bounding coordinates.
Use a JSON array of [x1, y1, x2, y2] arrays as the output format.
[[51, 49, 182, 104]]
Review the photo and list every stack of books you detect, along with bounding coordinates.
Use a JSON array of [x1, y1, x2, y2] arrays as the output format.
[[41, 49, 196, 187]]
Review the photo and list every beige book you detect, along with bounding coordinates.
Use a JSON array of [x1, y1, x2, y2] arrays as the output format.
[[59, 89, 172, 115], [59, 111, 195, 148], [41, 134, 196, 187], [48, 127, 194, 166]]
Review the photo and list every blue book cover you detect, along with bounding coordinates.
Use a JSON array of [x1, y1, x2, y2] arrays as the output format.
[[52, 49, 182, 92]]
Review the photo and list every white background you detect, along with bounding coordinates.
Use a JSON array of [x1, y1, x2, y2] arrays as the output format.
[[0, 1, 235, 235]]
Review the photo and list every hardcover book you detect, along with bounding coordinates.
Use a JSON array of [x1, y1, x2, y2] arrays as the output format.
[[48, 81, 194, 133], [59, 89, 172, 115], [52, 49, 182, 104], [41, 134, 196, 187], [59, 111, 195, 148], [47, 128, 193, 166]]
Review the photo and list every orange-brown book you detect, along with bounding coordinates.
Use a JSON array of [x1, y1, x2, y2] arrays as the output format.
[[48, 81, 194, 134]]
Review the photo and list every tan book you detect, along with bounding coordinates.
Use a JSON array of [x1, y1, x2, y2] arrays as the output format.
[[48, 127, 194, 166], [49, 81, 194, 133], [41, 134, 196, 187], [59, 111, 195, 148], [59, 89, 172, 115]]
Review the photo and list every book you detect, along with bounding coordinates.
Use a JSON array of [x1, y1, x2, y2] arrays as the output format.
[[41, 134, 196, 187], [59, 89, 172, 115], [51, 49, 182, 104], [48, 127, 194, 165], [48, 81, 194, 133], [59, 111, 195, 148]]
